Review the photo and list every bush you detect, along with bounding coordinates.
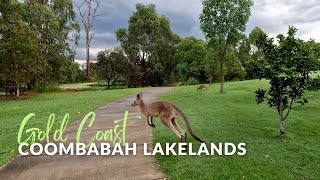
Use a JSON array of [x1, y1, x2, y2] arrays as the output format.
[[36, 83, 62, 93], [309, 78, 320, 91], [181, 77, 200, 86]]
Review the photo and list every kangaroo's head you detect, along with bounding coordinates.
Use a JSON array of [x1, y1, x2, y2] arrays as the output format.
[[132, 93, 143, 107]]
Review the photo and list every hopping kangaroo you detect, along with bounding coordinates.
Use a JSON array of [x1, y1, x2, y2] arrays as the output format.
[[197, 84, 207, 91], [132, 93, 205, 143]]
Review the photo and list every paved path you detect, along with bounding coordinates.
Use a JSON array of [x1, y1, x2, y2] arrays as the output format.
[[0, 87, 173, 180]]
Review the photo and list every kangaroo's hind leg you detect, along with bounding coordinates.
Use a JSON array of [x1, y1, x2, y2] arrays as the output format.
[[160, 115, 183, 142], [172, 118, 187, 142], [169, 124, 184, 143]]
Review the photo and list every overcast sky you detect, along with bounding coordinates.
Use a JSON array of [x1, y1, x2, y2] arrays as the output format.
[[74, 0, 320, 60]]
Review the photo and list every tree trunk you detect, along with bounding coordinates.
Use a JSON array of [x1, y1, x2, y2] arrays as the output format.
[[27, 83, 32, 91], [107, 79, 110, 89], [141, 59, 147, 87], [220, 60, 225, 93], [27, 79, 34, 91], [126, 78, 129, 88], [279, 92, 285, 136], [86, 30, 90, 81], [280, 117, 285, 136], [16, 81, 20, 97]]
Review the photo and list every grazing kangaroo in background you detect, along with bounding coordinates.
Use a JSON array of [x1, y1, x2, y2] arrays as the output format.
[[132, 93, 205, 143], [197, 84, 207, 91]]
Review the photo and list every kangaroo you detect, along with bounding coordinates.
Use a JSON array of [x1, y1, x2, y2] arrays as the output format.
[[132, 93, 205, 143], [197, 84, 207, 91]]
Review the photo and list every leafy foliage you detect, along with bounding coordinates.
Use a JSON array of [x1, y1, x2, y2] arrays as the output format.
[[116, 4, 180, 87], [0, 0, 79, 96], [255, 26, 320, 135], [97, 48, 130, 88], [175, 37, 208, 83], [200, 0, 253, 92]]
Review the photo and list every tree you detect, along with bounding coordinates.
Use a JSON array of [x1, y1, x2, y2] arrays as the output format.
[[75, 0, 100, 80], [249, 27, 265, 47], [26, 0, 79, 84], [237, 33, 260, 80], [255, 27, 320, 136], [306, 40, 320, 91], [200, 0, 253, 93], [204, 48, 219, 84], [224, 49, 246, 81], [0, 0, 79, 95], [175, 37, 208, 83], [116, 4, 179, 87], [67, 62, 86, 83], [248, 26, 265, 62], [306, 39, 320, 61], [1, 9, 37, 97], [97, 48, 128, 88]]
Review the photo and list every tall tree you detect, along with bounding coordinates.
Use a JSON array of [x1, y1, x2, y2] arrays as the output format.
[[0, 0, 79, 95], [25, 0, 79, 84], [248, 26, 265, 59], [75, 0, 100, 80], [255, 27, 319, 136], [116, 4, 178, 87], [200, 0, 253, 93], [1, 7, 37, 96], [237, 34, 258, 80]]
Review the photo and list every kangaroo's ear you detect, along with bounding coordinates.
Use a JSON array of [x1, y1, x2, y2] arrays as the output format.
[[139, 92, 143, 97], [136, 93, 140, 99]]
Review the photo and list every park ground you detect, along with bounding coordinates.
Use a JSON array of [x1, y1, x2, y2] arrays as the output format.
[[154, 79, 320, 179], [0, 79, 319, 179]]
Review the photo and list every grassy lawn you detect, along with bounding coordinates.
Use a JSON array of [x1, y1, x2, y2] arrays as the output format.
[[0, 87, 145, 165], [154, 80, 320, 179], [59, 82, 95, 89], [311, 71, 320, 78], [59, 81, 127, 91]]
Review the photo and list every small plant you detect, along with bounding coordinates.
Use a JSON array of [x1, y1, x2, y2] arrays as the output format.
[[255, 27, 319, 136]]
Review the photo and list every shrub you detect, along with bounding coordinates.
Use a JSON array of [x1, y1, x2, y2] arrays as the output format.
[[184, 77, 200, 85], [309, 78, 320, 91], [36, 83, 62, 93]]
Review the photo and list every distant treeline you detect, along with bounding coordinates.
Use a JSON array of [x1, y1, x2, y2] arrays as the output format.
[[95, 4, 267, 88], [1, 2, 319, 97], [0, 0, 81, 96]]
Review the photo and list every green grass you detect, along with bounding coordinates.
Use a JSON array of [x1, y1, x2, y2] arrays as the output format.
[[311, 71, 320, 79], [0, 87, 145, 165], [59, 81, 127, 91], [154, 80, 320, 179], [59, 82, 95, 89]]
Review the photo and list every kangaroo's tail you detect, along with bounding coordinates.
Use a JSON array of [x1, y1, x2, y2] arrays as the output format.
[[172, 104, 206, 143]]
